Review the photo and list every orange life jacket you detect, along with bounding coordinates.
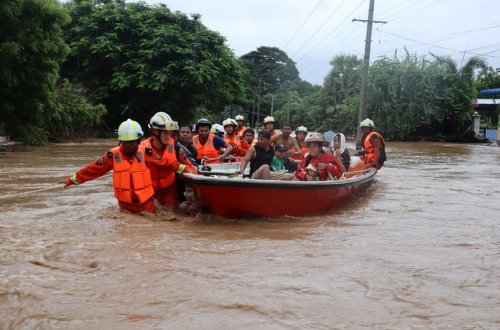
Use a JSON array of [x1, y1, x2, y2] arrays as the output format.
[[193, 133, 219, 162], [140, 137, 177, 190], [363, 131, 386, 165], [236, 126, 246, 138], [224, 133, 242, 149], [111, 145, 154, 204], [290, 145, 308, 161]]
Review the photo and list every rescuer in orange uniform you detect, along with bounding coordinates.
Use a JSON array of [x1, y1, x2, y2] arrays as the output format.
[[358, 118, 386, 170], [290, 125, 308, 161], [222, 118, 243, 157], [140, 112, 191, 211], [234, 114, 246, 138], [63, 119, 188, 214], [192, 118, 233, 164]]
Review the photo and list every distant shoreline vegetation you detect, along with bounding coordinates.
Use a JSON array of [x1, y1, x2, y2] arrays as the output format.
[[1, 0, 499, 145]]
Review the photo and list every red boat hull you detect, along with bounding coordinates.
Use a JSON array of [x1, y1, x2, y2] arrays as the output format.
[[183, 169, 376, 218]]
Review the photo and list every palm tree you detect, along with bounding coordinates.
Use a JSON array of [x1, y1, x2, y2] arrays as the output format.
[[431, 54, 488, 132]]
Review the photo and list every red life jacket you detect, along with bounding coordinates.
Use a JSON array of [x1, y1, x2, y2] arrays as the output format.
[[111, 145, 154, 204], [141, 137, 176, 190]]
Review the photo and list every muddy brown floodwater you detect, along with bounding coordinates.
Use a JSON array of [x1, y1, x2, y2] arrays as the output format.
[[0, 140, 499, 329]]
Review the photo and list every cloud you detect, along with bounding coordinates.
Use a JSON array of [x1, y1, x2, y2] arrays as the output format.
[[148, 0, 500, 84]]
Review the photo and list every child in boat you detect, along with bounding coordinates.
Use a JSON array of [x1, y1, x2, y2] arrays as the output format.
[[306, 163, 320, 181]]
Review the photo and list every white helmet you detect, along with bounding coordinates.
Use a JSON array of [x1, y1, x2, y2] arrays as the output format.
[[360, 118, 375, 128], [263, 116, 275, 124], [235, 115, 244, 121], [169, 121, 180, 131], [149, 112, 176, 130], [222, 118, 237, 127], [210, 124, 224, 134], [295, 125, 308, 133], [117, 119, 144, 141]]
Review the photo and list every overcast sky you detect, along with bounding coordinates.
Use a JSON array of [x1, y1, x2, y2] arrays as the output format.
[[145, 0, 500, 85]]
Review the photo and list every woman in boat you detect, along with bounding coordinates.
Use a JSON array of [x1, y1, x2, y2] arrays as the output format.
[[332, 133, 350, 172], [295, 133, 344, 181]]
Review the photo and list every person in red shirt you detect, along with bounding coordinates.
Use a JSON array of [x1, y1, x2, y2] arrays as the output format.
[[63, 119, 188, 214], [295, 133, 344, 181]]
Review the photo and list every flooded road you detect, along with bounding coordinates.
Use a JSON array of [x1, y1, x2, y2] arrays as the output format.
[[1, 140, 499, 329]]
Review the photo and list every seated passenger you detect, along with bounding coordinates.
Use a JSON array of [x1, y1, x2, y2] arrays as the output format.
[[295, 133, 344, 181], [239, 130, 294, 180], [192, 118, 233, 164], [235, 128, 255, 157], [332, 133, 350, 172], [305, 163, 320, 181]]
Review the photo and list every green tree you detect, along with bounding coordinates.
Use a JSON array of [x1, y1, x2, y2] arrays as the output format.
[[62, 0, 247, 126], [316, 54, 362, 134], [240, 46, 300, 96], [0, 0, 70, 144], [431, 54, 488, 133], [366, 52, 443, 139], [322, 54, 362, 106], [47, 79, 106, 141]]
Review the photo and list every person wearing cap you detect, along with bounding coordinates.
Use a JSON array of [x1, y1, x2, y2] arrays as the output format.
[[63, 119, 183, 214], [270, 122, 301, 159], [263, 116, 281, 138], [291, 125, 309, 161], [192, 118, 233, 164], [234, 114, 246, 138], [239, 130, 294, 180], [271, 144, 297, 178], [295, 133, 344, 181], [140, 112, 193, 211], [358, 118, 386, 170], [222, 118, 243, 156]]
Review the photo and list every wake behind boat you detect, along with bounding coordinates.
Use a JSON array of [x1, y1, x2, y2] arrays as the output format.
[[182, 165, 376, 218]]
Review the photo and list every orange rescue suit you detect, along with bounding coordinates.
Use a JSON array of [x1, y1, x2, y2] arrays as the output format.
[[110, 145, 155, 204], [224, 134, 243, 156], [363, 131, 385, 169], [193, 133, 219, 162], [290, 145, 308, 161], [140, 137, 177, 190]]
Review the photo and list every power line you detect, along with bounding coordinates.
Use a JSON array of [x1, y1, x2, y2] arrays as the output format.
[[281, 0, 323, 51]]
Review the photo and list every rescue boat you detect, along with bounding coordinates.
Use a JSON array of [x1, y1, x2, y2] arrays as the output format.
[[182, 164, 376, 218]]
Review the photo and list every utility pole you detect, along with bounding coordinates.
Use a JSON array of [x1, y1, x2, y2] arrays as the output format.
[[256, 77, 262, 132], [353, 0, 386, 148]]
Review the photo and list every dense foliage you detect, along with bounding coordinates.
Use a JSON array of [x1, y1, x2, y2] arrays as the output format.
[[62, 0, 248, 125], [0, 0, 70, 144], [1, 0, 497, 145]]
